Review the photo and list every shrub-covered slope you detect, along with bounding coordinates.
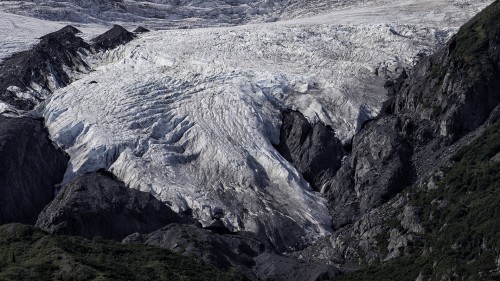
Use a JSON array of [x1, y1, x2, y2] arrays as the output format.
[[0, 224, 246, 281]]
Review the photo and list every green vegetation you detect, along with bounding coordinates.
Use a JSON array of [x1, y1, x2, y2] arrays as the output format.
[[0, 224, 246, 281], [454, 1, 500, 62], [337, 120, 500, 281]]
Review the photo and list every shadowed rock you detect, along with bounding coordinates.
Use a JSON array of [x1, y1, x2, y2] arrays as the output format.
[[0, 116, 68, 225], [92, 25, 136, 51], [325, 116, 412, 229], [36, 170, 184, 241], [275, 110, 345, 192]]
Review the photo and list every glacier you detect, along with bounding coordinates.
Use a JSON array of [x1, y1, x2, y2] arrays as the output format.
[[1, 0, 492, 248]]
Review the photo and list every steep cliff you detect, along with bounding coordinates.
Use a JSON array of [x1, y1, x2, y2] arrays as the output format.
[[0, 116, 68, 225]]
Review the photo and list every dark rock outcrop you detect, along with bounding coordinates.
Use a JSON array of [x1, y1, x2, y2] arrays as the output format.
[[92, 25, 136, 51], [124, 223, 267, 279], [133, 26, 150, 33], [275, 110, 345, 191], [254, 253, 339, 281], [0, 25, 91, 110], [0, 116, 68, 225], [36, 171, 184, 241], [325, 116, 412, 229]]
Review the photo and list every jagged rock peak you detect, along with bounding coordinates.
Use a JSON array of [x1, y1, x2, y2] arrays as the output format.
[[92, 24, 136, 51], [40, 25, 81, 39]]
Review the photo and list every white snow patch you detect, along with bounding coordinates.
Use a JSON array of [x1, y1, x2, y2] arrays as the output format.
[[0, 10, 106, 61]]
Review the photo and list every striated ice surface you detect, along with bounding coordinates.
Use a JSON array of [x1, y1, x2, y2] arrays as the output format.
[[33, 0, 493, 248]]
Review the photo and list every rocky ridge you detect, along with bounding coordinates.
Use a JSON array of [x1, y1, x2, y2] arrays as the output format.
[[285, 2, 500, 278], [274, 110, 345, 192], [0, 26, 91, 111], [0, 24, 138, 112]]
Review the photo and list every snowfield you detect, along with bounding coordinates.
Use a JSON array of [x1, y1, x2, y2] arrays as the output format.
[[0, 11, 107, 60], [0, 11, 65, 60], [2, 0, 492, 248]]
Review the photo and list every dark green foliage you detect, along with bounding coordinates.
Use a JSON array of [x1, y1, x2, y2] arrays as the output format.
[[454, 0, 500, 63], [0, 224, 246, 281], [336, 120, 500, 281], [427, 1, 500, 84]]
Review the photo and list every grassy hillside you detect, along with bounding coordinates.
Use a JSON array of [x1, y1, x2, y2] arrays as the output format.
[[0, 224, 246, 281]]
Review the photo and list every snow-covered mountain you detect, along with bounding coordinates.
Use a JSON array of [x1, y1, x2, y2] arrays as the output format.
[[0, 0, 493, 249], [1, 0, 285, 29]]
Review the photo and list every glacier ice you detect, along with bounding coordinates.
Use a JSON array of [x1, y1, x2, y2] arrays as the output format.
[[39, 18, 481, 248], [0, 0, 485, 248]]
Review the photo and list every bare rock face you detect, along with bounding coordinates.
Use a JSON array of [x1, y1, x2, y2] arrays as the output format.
[[275, 110, 345, 192], [395, 2, 500, 147], [36, 171, 184, 241], [325, 116, 412, 229], [0, 25, 91, 110], [91, 25, 136, 51], [0, 116, 68, 225]]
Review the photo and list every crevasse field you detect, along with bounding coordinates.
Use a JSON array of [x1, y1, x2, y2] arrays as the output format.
[[0, 0, 491, 248]]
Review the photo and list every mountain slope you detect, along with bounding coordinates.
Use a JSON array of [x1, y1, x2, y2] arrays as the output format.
[[0, 0, 495, 264], [287, 1, 500, 278], [336, 118, 500, 281]]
